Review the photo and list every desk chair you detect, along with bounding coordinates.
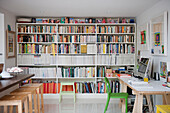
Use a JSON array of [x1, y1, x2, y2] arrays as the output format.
[[104, 77, 128, 113]]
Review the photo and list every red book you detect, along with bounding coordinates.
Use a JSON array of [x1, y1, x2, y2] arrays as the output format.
[[54, 82, 57, 94], [74, 82, 77, 93], [117, 74, 131, 78], [58, 83, 61, 93], [47, 82, 49, 94], [43, 83, 46, 94]]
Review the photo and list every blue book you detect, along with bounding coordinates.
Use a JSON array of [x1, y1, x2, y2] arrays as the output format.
[[84, 82, 89, 93]]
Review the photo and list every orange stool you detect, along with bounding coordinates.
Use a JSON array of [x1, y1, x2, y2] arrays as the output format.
[[0, 94, 28, 113], [10, 88, 37, 113], [22, 83, 44, 113]]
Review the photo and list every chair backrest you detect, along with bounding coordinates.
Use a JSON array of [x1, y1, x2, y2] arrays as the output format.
[[104, 77, 111, 93]]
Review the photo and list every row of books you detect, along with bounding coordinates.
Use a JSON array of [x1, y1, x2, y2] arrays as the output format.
[[18, 25, 56, 33], [97, 44, 135, 54], [75, 82, 95, 93], [116, 54, 135, 65], [58, 56, 95, 65], [58, 44, 79, 54], [18, 54, 57, 65], [28, 68, 56, 78], [59, 26, 95, 33], [58, 35, 96, 43], [43, 81, 57, 93], [18, 35, 57, 42], [17, 17, 135, 24], [18, 44, 57, 54], [97, 26, 135, 33], [57, 67, 95, 78], [97, 55, 115, 65], [97, 67, 106, 77], [96, 81, 120, 93], [97, 35, 134, 43], [58, 44, 97, 54]]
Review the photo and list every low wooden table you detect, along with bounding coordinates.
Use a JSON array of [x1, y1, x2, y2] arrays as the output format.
[[0, 74, 34, 92], [117, 76, 170, 113]]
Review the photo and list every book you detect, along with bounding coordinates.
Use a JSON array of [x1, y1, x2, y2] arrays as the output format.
[[81, 45, 87, 53], [117, 74, 131, 78]]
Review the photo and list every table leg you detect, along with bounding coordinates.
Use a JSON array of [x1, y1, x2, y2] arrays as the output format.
[[119, 81, 127, 108], [132, 94, 137, 113], [121, 98, 125, 113], [136, 94, 143, 113], [162, 93, 168, 105], [146, 95, 154, 113]]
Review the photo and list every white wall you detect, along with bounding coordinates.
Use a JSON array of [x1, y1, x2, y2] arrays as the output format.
[[136, 0, 170, 106], [0, 7, 16, 69], [0, 13, 5, 64]]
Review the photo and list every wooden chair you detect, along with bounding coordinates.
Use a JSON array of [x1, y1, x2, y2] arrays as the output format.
[[0, 94, 28, 113], [59, 82, 75, 103], [10, 88, 37, 113], [156, 105, 170, 113], [104, 77, 128, 113], [22, 83, 44, 113]]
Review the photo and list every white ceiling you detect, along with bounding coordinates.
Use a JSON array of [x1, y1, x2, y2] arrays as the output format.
[[0, 0, 161, 17]]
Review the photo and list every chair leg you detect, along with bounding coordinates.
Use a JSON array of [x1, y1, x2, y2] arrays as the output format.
[[41, 86, 44, 113], [9, 106, 13, 113], [104, 97, 110, 113], [125, 98, 128, 113], [4, 106, 7, 113], [24, 98, 28, 113], [73, 84, 76, 103]]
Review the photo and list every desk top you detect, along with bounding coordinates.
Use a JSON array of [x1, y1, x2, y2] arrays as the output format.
[[0, 74, 34, 92], [117, 76, 170, 94]]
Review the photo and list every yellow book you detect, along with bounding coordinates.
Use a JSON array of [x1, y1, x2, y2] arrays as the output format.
[[103, 44, 106, 54], [52, 44, 55, 56], [81, 45, 87, 53]]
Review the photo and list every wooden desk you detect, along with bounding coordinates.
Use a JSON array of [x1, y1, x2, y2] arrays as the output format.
[[0, 74, 34, 92], [117, 77, 170, 113]]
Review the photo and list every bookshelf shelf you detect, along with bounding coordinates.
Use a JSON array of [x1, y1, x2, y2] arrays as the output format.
[[57, 77, 95, 79], [57, 64, 96, 66], [17, 23, 57, 25], [58, 23, 96, 26], [18, 64, 57, 67], [18, 42, 57, 44], [17, 19, 136, 95], [96, 33, 135, 35], [96, 42, 134, 44], [58, 33, 96, 35], [18, 32, 57, 35], [31, 77, 57, 79]]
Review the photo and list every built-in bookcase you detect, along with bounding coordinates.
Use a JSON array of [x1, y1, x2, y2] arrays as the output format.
[[17, 18, 136, 95]]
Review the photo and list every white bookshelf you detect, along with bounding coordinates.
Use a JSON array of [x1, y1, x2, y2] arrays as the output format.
[[16, 21, 136, 95]]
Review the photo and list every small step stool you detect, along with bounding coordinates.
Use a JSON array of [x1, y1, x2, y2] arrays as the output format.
[[156, 105, 170, 113], [59, 82, 75, 103]]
